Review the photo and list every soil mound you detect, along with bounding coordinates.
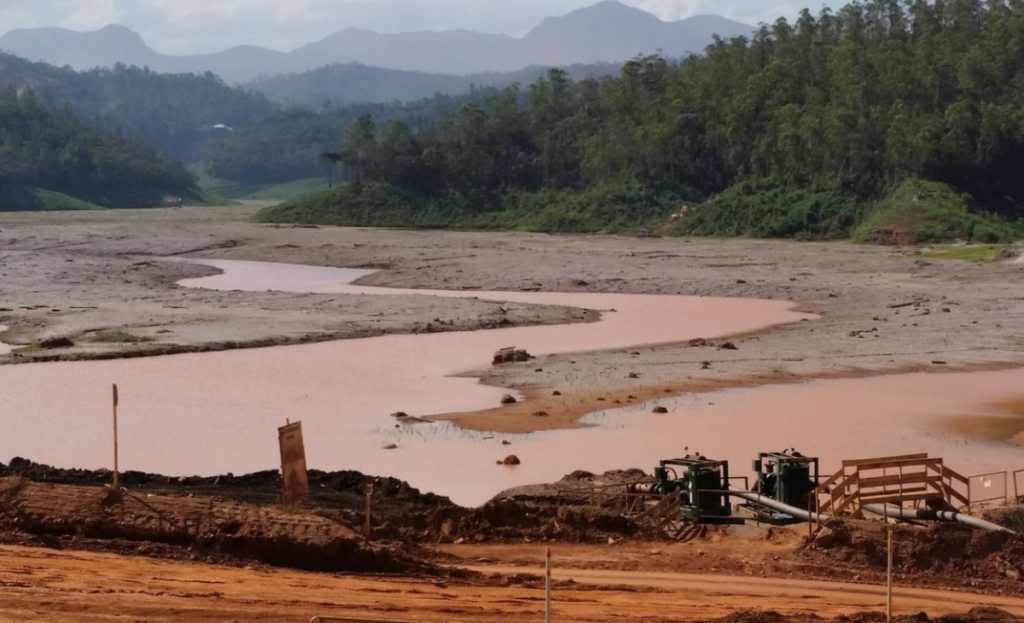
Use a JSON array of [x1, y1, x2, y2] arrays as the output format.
[[804, 522, 1024, 587], [0, 457, 454, 516], [0, 478, 432, 574]]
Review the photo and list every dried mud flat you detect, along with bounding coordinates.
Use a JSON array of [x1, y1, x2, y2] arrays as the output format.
[[2, 205, 1024, 432]]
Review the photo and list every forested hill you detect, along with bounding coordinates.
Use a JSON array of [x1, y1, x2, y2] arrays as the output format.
[[245, 62, 620, 107], [258, 0, 1024, 244], [0, 88, 203, 210], [203, 90, 500, 186], [0, 53, 272, 163]]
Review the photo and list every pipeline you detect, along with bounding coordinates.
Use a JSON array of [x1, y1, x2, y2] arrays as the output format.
[[728, 489, 813, 522], [862, 503, 1013, 533]]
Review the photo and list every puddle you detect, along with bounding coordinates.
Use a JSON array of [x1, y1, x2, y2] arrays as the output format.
[[0, 259, 1021, 506]]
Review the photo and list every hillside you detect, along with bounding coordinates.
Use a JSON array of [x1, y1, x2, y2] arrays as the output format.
[[246, 62, 620, 106], [256, 0, 1024, 244], [0, 89, 206, 210], [0, 52, 272, 163], [0, 2, 751, 82]]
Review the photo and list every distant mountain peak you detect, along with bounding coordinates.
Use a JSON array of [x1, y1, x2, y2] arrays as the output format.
[[0, 1, 753, 81]]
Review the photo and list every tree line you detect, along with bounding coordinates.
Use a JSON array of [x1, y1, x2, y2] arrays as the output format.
[[264, 0, 1024, 239], [0, 53, 272, 163], [0, 87, 197, 207]]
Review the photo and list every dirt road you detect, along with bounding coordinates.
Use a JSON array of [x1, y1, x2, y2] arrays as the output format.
[[0, 544, 1019, 622]]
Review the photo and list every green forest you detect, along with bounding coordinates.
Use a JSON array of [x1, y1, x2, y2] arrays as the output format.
[[202, 92, 487, 185], [0, 87, 203, 209], [0, 53, 272, 163], [259, 0, 1024, 243]]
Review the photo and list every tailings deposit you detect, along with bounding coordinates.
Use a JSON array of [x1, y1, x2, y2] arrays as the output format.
[[1, 260, 1022, 505]]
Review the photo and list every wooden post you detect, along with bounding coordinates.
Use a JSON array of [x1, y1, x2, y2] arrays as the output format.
[[807, 496, 814, 539], [112, 384, 120, 490], [545, 547, 552, 623], [364, 483, 373, 542], [887, 528, 894, 622]]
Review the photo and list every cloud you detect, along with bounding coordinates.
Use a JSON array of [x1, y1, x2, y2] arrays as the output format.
[[56, 0, 126, 30]]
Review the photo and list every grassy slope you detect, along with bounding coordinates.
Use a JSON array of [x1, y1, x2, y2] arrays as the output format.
[[244, 178, 330, 201], [0, 186, 104, 211], [195, 166, 328, 202], [853, 179, 1020, 244]]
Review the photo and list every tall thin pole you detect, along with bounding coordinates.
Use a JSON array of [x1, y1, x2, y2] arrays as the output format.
[[545, 547, 552, 623], [364, 482, 373, 543], [112, 384, 120, 490], [887, 528, 894, 622]]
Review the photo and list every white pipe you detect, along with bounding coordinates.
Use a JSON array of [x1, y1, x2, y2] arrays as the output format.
[[862, 503, 1013, 533]]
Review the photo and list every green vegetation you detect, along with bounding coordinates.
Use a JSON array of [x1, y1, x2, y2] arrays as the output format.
[[203, 92, 491, 186], [257, 180, 678, 232], [247, 62, 620, 107], [0, 88, 204, 210], [257, 0, 1024, 243], [854, 180, 1019, 245], [0, 186, 104, 211], [1, 53, 272, 163], [676, 183, 861, 239], [918, 244, 1008, 262], [243, 179, 330, 201]]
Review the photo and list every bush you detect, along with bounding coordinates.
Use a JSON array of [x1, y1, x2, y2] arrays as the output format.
[[853, 179, 1020, 245], [674, 182, 863, 239]]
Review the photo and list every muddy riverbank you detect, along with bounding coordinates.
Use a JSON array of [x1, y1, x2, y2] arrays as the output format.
[[3, 207, 1024, 503]]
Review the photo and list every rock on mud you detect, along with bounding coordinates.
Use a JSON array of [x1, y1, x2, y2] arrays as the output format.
[[39, 337, 75, 349], [502, 455, 522, 466], [500, 394, 517, 405], [492, 347, 534, 365]]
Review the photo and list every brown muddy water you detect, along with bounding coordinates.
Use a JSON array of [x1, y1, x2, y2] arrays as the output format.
[[0, 260, 1022, 505]]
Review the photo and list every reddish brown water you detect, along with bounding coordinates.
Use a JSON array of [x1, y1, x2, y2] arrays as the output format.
[[1, 260, 1021, 505]]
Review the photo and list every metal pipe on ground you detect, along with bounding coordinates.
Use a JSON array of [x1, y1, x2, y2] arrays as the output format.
[[705, 489, 814, 521], [862, 503, 1013, 533], [731, 490, 813, 521]]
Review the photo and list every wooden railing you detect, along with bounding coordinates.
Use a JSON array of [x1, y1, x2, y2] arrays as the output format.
[[815, 454, 971, 517]]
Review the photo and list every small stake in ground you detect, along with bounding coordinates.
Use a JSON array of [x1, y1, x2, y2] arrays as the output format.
[[112, 384, 120, 490], [365, 482, 373, 543], [545, 547, 552, 623], [887, 527, 894, 622]]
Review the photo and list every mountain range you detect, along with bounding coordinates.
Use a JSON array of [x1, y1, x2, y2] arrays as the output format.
[[0, 1, 752, 83]]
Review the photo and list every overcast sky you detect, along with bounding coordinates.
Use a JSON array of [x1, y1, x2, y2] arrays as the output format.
[[0, 0, 810, 54]]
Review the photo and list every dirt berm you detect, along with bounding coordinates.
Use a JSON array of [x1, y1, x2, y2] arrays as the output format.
[[0, 458, 648, 546], [803, 522, 1024, 591], [0, 477, 429, 574]]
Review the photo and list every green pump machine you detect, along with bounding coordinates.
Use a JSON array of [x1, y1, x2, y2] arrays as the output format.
[[645, 455, 732, 521], [742, 450, 819, 523]]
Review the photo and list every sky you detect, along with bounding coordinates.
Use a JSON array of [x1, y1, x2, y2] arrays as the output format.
[[0, 0, 809, 54]]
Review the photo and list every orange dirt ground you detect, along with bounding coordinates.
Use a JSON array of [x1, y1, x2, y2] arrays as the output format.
[[1, 542, 1024, 623]]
